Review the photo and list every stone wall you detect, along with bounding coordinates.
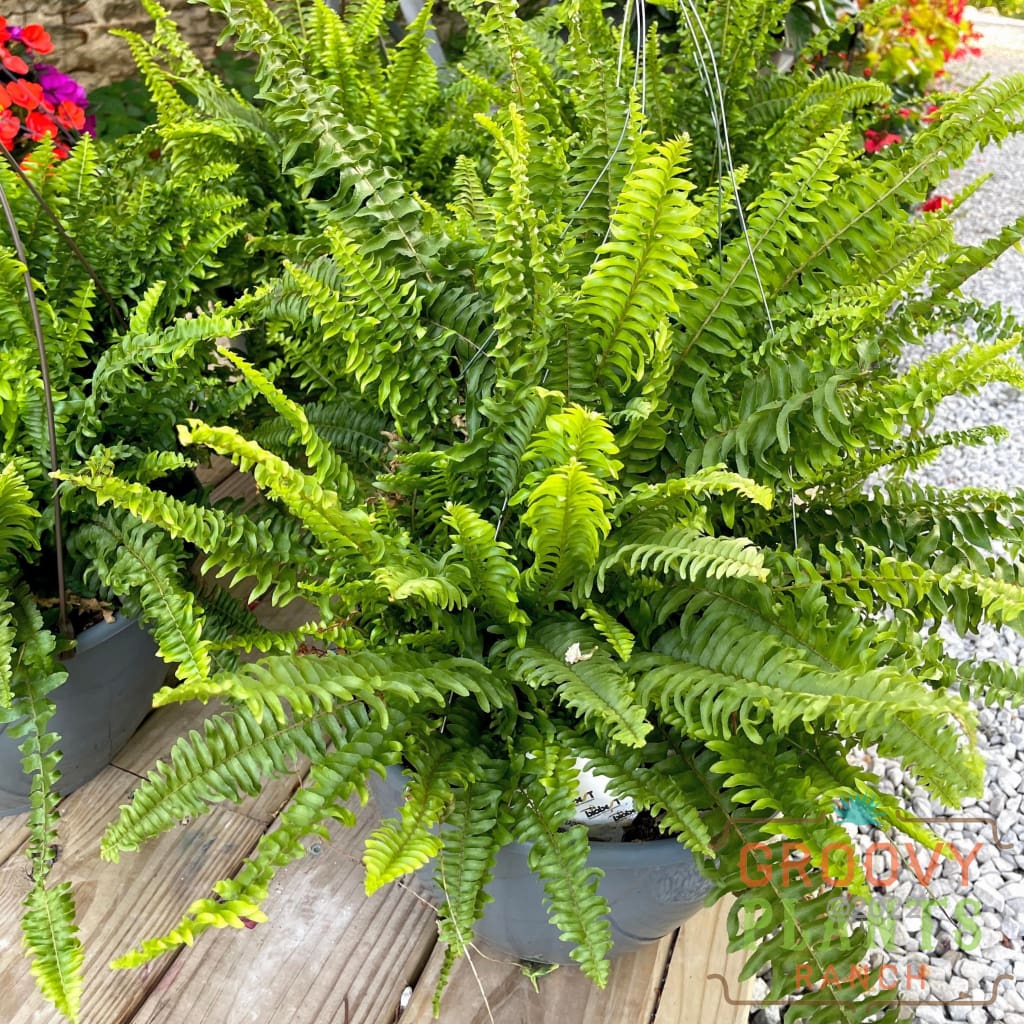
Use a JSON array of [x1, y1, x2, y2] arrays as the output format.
[[6, 0, 224, 89]]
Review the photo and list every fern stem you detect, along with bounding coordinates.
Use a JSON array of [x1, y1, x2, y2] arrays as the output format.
[[0, 176, 70, 638]]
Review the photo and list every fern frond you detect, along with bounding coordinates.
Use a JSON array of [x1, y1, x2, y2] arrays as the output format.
[[177, 420, 383, 560], [442, 503, 529, 631], [614, 466, 773, 521], [638, 594, 981, 805], [679, 126, 854, 369], [581, 603, 634, 661], [364, 737, 466, 893], [254, 399, 387, 472], [111, 703, 399, 968], [0, 462, 39, 561], [506, 619, 650, 747], [512, 739, 611, 986], [219, 350, 356, 496], [153, 648, 510, 724], [575, 137, 704, 397], [517, 461, 614, 595], [433, 753, 506, 1007], [22, 882, 84, 1024], [477, 104, 568, 392], [62, 471, 311, 605], [75, 515, 212, 686], [595, 528, 768, 591], [104, 705, 340, 856], [384, 0, 441, 151], [2, 587, 82, 1020]]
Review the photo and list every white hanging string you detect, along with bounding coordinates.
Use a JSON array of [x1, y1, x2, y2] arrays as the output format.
[[674, 1, 801, 545]]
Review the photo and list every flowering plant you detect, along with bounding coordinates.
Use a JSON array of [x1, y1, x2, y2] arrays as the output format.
[[854, 0, 980, 91], [0, 17, 93, 160]]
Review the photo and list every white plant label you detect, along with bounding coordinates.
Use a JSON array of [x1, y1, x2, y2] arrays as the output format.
[[570, 760, 638, 840]]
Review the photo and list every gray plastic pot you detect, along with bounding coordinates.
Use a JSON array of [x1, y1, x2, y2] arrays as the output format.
[[0, 615, 167, 816], [372, 765, 712, 964]]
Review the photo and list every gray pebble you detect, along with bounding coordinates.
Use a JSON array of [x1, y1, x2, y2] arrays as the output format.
[[928, 977, 964, 1003], [957, 958, 997, 985], [1000, 767, 1024, 795]]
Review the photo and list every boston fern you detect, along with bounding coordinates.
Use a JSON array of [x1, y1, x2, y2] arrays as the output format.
[[58, 0, 1024, 1019]]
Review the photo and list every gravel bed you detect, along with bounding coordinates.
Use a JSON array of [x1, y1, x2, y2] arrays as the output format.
[[750, 17, 1024, 1023]]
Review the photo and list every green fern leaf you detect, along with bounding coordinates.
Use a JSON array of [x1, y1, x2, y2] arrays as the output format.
[[22, 882, 84, 1023], [506, 620, 650, 747], [364, 739, 464, 894], [576, 136, 704, 395], [111, 704, 398, 968], [512, 747, 612, 986]]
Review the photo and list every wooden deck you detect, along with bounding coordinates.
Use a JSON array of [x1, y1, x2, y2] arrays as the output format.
[[0, 462, 751, 1023]]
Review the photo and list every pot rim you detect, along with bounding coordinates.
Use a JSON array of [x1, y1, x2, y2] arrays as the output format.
[[70, 611, 135, 656]]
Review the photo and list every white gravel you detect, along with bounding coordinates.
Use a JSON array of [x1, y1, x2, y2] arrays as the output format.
[[750, 15, 1024, 1024]]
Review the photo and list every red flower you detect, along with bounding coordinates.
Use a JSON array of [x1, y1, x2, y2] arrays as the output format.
[[2, 51, 28, 75], [19, 25, 53, 54], [0, 110, 20, 148], [25, 110, 57, 140], [0, 17, 8, 44], [922, 103, 941, 123], [864, 130, 901, 154], [921, 194, 952, 212], [7, 80, 42, 110], [55, 100, 84, 131], [897, 107, 913, 119]]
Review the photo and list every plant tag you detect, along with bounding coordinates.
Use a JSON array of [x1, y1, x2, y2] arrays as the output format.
[[569, 760, 638, 840]]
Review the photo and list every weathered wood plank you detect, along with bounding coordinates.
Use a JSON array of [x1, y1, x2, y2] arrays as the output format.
[[195, 455, 237, 489], [403, 933, 673, 1024], [210, 469, 259, 508], [653, 898, 751, 1024], [0, 809, 27, 863], [127, 812, 438, 1024], [0, 765, 264, 1024]]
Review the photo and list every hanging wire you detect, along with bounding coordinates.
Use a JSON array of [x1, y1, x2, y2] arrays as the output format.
[[674, 0, 801, 546], [676, 0, 774, 334], [0, 175, 71, 638], [571, 0, 645, 226]]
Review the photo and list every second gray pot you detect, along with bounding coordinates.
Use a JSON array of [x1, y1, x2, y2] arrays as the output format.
[[0, 614, 168, 816], [372, 765, 712, 964]]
